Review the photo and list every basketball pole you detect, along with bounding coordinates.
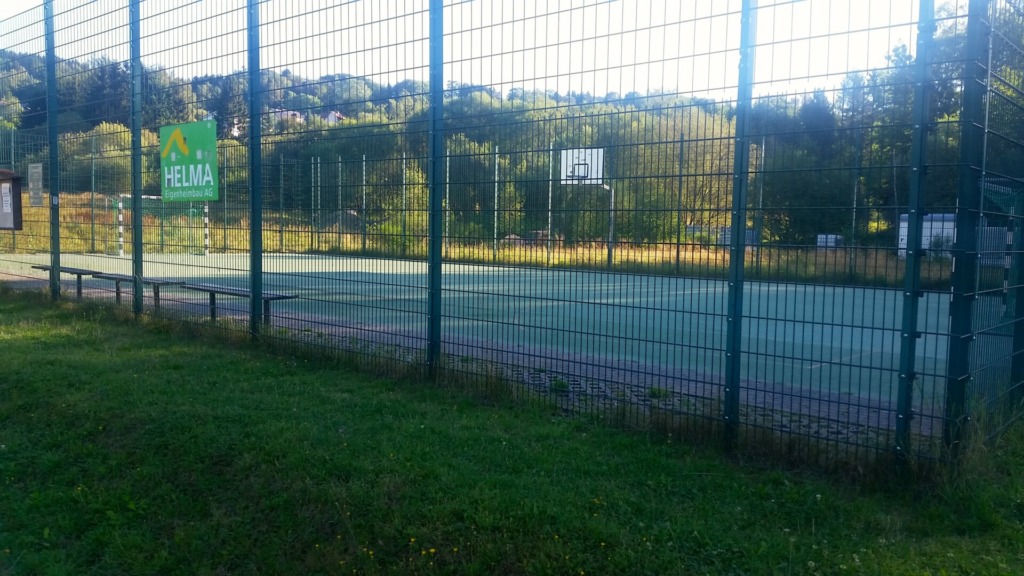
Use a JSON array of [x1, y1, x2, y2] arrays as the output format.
[[561, 148, 607, 266]]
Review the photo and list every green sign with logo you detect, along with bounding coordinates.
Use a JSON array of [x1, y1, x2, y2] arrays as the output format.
[[160, 120, 219, 202]]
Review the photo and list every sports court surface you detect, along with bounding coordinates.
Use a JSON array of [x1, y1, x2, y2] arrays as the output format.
[[4, 251, 975, 420]]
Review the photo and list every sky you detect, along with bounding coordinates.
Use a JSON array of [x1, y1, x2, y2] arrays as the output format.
[[0, 0, 943, 100]]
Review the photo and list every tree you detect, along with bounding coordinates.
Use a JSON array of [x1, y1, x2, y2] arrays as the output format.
[[320, 74, 374, 117], [80, 57, 130, 127], [751, 93, 848, 244], [57, 122, 158, 195], [0, 93, 22, 130], [143, 67, 199, 127], [445, 133, 499, 241]]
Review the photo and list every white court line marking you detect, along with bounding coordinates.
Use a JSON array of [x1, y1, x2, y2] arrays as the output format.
[[807, 350, 871, 370], [757, 350, 873, 372]]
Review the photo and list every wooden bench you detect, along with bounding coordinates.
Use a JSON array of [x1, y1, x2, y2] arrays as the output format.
[[32, 264, 101, 299], [91, 273, 183, 310], [182, 283, 298, 325]]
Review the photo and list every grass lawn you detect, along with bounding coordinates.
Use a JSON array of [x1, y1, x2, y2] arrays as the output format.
[[0, 287, 1022, 575]]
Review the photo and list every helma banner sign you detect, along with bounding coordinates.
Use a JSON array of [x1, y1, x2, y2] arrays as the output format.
[[160, 120, 219, 202]]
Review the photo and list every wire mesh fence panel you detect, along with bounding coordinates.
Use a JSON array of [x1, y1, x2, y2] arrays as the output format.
[[967, 0, 1024, 437], [733, 1, 929, 461], [2, 0, 1023, 465], [0, 130, 49, 258], [438, 1, 744, 436], [0, 7, 50, 284], [224, 0, 435, 358]]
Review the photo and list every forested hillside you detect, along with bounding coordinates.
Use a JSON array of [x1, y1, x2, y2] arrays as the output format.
[[0, 12, 1007, 247]]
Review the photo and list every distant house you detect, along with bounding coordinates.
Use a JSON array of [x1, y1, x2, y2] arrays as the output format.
[[899, 212, 1010, 266], [321, 111, 345, 126], [269, 108, 305, 124]]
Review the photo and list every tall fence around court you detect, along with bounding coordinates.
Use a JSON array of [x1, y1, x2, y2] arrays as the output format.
[[1, 0, 1022, 466]]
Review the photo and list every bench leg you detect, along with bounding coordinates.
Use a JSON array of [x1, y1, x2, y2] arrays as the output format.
[[263, 300, 271, 326], [114, 280, 122, 304], [152, 285, 161, 310], [76, 275, 83, 299], [210, 292, 217, 322]]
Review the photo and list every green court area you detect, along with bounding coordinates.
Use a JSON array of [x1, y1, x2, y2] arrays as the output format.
[[1, 251, 979, 421]]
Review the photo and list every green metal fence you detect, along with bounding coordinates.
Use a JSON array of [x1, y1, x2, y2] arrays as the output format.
[[1, 0, 1022, 465]]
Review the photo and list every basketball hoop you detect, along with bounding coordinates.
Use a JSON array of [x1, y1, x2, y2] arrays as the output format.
[[560, 148, 604, 184]]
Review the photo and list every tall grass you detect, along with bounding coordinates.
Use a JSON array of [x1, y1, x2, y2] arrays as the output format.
[[1, 192, 971, 289]]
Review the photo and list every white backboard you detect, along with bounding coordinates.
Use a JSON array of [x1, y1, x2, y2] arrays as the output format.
[[560, 148, 604, 184]]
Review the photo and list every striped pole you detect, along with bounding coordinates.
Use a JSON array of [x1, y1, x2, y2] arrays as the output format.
[[344, 154, 348, 239], [548, 141, 554, 265], [203, 202, 210, 256], [366, 152, 370, 251], [279, 155, 284, 251], [402, 152, 407, 256], [493, 145, 498, 261], [445, 147, 450, 258], [117, 197, 125, 257]]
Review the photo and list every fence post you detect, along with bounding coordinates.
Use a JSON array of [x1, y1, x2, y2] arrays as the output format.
[[247, 0, 264, 339], [427, 0, 444, 373], [44, 0, 60, 300], [944, 0, 989, 454], [895, 0, 934, 457], [130, 0, 144, 314], [723, 0, 757, 449]]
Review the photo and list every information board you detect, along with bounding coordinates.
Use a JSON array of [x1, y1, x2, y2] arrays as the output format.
[[27, 163, 43, 207]]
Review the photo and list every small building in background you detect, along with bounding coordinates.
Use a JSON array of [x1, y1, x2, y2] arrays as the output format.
[[899, 213, 1009, 266], [816, 234, 844, 249]]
